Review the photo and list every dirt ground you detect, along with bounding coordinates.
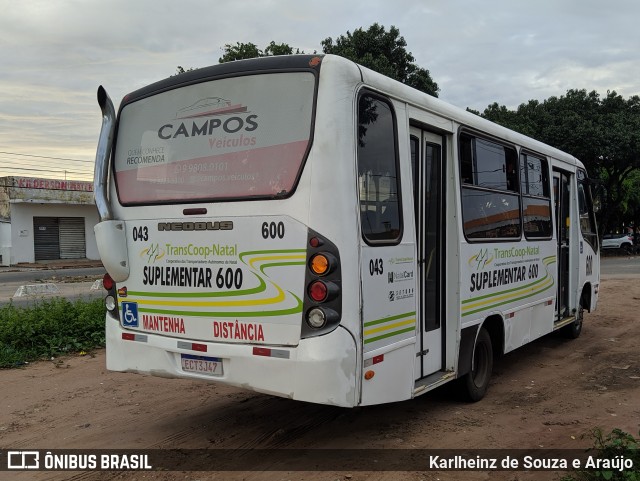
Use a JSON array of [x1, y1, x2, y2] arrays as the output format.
[[1, 277, 638, 481]]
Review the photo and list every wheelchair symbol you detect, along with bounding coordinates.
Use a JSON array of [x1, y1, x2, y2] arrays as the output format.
[[122, 302, 138, 327]]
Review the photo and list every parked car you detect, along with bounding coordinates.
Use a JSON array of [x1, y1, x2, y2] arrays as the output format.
[[602, 233, 635, 252]]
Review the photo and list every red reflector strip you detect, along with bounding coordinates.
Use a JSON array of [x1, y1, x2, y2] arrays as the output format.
[[252, 347, 290, 359], [546, 300, 554, 306], [253, 347, 271, 357], [122, 333, 147, 342], [192, 343, 207, 352], [506, 312, 515, 319], [364, 354, 385, 367], [177, 341, 208, 353]]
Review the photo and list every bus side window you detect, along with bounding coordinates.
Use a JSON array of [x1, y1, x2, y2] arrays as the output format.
[[459, 133, 521, 241], [577, 177, 598, 250], [521, 153, 552, 239], [357, 93, 402, 243]]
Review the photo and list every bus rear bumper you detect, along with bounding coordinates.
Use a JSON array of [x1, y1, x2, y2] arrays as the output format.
[[105, 315, 358, 407]]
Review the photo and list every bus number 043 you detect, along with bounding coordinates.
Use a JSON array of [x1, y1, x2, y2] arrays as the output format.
[[369, 258, 384, 276], [262, 221, 285, 239], [132, 226, 148, 242]]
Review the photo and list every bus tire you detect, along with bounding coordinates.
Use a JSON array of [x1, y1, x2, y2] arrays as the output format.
[[562, 305, 583, 339], [461, 327, 493, 402]]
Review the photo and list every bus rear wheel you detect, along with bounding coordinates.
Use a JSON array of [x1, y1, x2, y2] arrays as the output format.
[[562, 305, 584, 339], [461, 327, 493, 402]]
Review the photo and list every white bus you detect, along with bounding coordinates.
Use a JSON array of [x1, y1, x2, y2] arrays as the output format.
[[94, 54, 600, 407]]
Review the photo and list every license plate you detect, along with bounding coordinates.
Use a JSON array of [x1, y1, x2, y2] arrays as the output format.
[[180, 354, 223, 376]]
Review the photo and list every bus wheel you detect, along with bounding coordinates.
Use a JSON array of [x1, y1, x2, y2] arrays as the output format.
[[563, 305, 584, 339], [461, 328, 493, 402]]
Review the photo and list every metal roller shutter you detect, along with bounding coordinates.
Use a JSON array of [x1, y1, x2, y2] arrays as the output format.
[[59, 217, 86, 259], [33, 217, 60, 260]]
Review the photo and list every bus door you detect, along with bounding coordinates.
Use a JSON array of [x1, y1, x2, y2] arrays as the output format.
[[553, 170, 571, 319], [410, 127, 444, 378]]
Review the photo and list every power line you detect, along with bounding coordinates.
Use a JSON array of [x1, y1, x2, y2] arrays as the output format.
[[0, 157, 93, 170], [0, 151, 94, 164], [0, 166, 92, 176]]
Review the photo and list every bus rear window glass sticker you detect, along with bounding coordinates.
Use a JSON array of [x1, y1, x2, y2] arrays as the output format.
[[113, 72, 315, 204], [122, 302, 139, 327]]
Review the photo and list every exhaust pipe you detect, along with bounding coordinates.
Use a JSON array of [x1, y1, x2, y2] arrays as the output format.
[[94, 86, 116, 221]]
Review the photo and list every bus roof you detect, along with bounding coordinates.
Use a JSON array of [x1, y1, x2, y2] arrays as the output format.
[[118, 53, 584, 171], [120, 54, 323, 107], [353, 58, 583, 169]]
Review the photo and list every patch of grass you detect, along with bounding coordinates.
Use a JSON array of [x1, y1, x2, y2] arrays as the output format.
[[0, 298, 105, 368], [562, 428, 639, 481]]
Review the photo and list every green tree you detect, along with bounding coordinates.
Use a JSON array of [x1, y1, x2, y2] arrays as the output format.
[[321, 23, 439, 97], [218, 41, 303, 63], [264, 41, 302, 56], [216, 24, 439, 96], [623, 170, 640, 239], [219, 42, 263, 63], [479, 90, 640, 233], [610, 169, 640, 237]]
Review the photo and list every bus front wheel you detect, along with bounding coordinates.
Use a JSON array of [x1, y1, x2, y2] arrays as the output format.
[[461, 328, 493, 402]]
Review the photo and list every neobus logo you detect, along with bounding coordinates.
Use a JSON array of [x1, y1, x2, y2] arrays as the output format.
[[157, 221, 234, 232]]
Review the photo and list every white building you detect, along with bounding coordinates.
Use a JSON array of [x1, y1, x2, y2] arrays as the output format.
[[0, 176, 99, 266]]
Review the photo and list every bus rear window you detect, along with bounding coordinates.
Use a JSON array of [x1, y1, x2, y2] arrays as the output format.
[[113, 72, 316, 204]]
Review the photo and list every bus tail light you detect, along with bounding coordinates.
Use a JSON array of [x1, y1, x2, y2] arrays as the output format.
[[306, 307, 339, 329], [102, 272, 119, 319], [310, 254, 329, 275], [105, 295, 117, 311], [307, 308, 326, 328], [308, 281, 328, 302], [309, 253, 336, 276], [308, 280, 339, 303], [302, 229, 342, 338], [309, 236, 323, 248], [103, 273, 114, 290]]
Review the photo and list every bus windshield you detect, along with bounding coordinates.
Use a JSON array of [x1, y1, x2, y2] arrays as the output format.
[[113, 71, 316, 204]]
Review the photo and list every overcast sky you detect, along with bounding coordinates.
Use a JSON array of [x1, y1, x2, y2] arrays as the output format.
[[1, 0, 639, 180]]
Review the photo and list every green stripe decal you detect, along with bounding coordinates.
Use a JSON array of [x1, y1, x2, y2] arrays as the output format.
[[363, 311, 416, 345], [365, 327, 416, 344], [137, 292, 303, 318], [364, 311, 417, 327], [239, 249, 306, 264], [260, 261, 306, 275]]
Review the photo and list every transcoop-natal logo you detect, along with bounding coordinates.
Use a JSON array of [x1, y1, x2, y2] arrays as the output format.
[[468, 248, 494, 271], [140, 243, 165, 264], [157, 97, 258, 140], [469, 246, 541, 271], [141, 242, 238, 263]]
